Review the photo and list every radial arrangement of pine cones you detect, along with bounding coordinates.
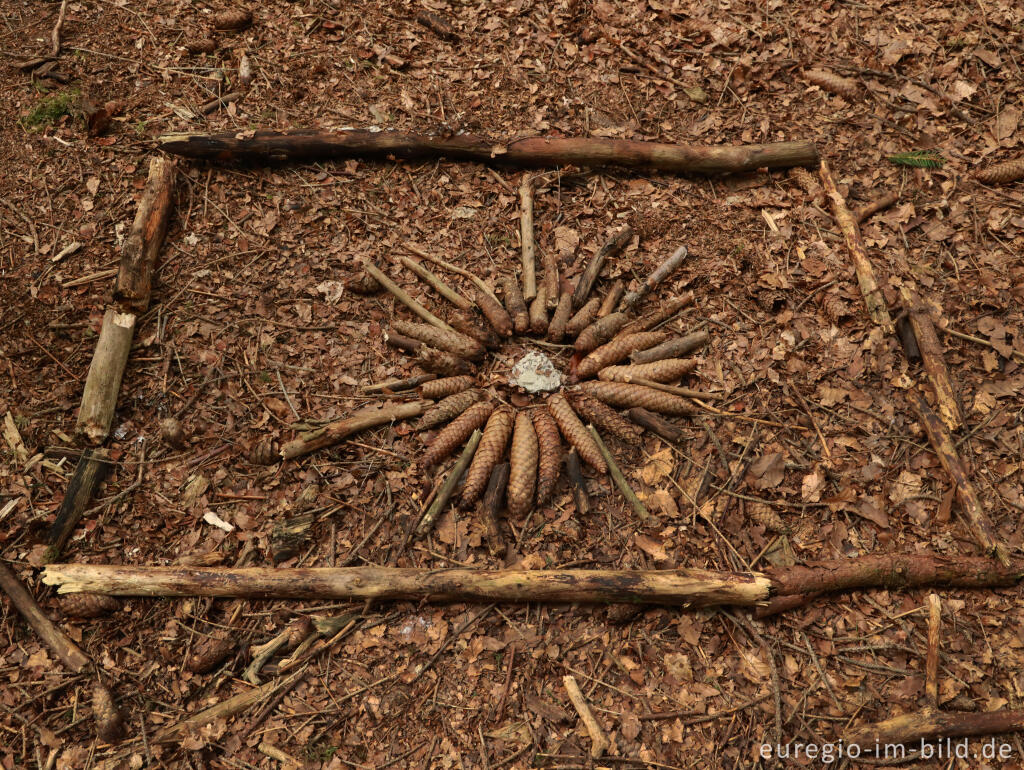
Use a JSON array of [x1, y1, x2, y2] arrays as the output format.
[[350, 233, 712, 540]]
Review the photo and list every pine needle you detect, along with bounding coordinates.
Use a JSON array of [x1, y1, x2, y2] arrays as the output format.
[[888, 149, 944, 169]]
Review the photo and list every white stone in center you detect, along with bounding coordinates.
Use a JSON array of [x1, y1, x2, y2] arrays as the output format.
[[509, 350, 562, 393]]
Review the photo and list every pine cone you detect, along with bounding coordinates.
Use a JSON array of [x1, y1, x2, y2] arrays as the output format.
[[417, 389, 483, 430], [502, 274, 530, 334], [56, 593, 121, 618], [574, 312, 627, 353], [393, 320, 485, 361], [547, 280, 575, 341], [547, 394, 606, 473], [975, 157, 1024, 185], [249, 439, 280, 465], [449, 312, 501, 350], [508, 411, 538, 516], [598, 358, 697, 384], [630, 331, 709, 364], [788, 166, 823, 202], [747, 502, 788, 533], [92, 683, 123, 744], [620, 293, 694, 336], [532, 408, 562, 506], [421, 401, 494, 468], [569, 394, 641, 444], [418, 376, 476, 400], [576, 331, 669, 379], [186, 631, 237, 673], [579, 381, 697, 416], [565, 297, 601, 338], [460, 408, 514, 507], [474, 285, 513, 337], [212, 9, 253, 30], [529, 285, 549, 334], [819, 292, 850, 324], [347, 270, 382, 294], [804, 69, 859, 100], [416, 345, 474, 376]]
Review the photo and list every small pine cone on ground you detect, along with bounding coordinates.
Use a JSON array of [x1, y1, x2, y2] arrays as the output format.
[[975, 157, 1024, 185], [547, 279, 575, 341], [819, 292, 850, 324], [420, 401, 495, 468], [460, 408, 514, 507], [418, 375, 476, 400], [474, 285, 513, 337], [249, 439, 280, 465], [93, 683, 124, 744], [574, 312, 627, 353], [502, 274, 530, 334], [532, 408, 562, 506], [804, 69, 859, 100], [417, 389, 483, 429], [450, 312, 501, 350], [286, 617, 315, 649], [747, 501, 788, 533], [569, 393, 641, 444], [580, 381, 697, 416], [787, 166, 823, 202], [416, 345, 474, 376], [394, 320, 485, 360], [507, 411, 538, 515], [576, 331, 669, 379], [565, 297, 601, 338], [347, 270, 382, 294], [529, 285, 549, 334], [547, 394, 607, 473], [186, 631, 237, 673], [57, 592, 121, 618], [597, 358, 697, 384]]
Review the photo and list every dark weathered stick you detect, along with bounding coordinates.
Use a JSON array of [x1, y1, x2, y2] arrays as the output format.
[[480, 462, 510, 557], [855, 191, 898, 224], [587, 424, 651, 523], [384, 331, 422, 354], [362, 374, 436, 394], [619, 245, 688, 313], [572, 226, 633, 310], [846, 709, 1024, 752], [598, 280, 624, 318], [46, 448, 111, 562], [114, 156, 175, 313], [629, 331, 710, 364], [418, 429, 481, 536], [627, 407, 685, 443], [565, 449, 590, 515], [158, 129, 820, 175]]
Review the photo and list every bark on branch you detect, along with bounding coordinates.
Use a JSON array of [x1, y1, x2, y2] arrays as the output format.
[[158, 129, 819, 175]]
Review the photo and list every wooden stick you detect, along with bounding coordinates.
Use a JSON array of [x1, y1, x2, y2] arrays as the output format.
[[619, 245, 688, 313], [855, 191, 899, 224], [938, 325, 1024, 364], [572, 226, 633, 310], [403, 242, 503, 305], [480, 462, 510, 557], [76, 307, 136, 444], [587, 424, 651, 523], [362, 263, 454, 333], [845, 709, 1024, 752], [519, 175, 537, 301], [114, 156, 175, 313], [159, 129, 820, 175], [361, 374, 436, 394], [46, 448, 111, 562], [398, 256, 473, 311], [819, 160, 894, 332], [615, 376, 719, 401], [598, 280, 624, 318], [41, 553, 1023, 606], [620, 292, 694, 336], [565, 449, 590, 515], [925, 593, 941, 711], [563, 674, 609, 758], [627, 407, 685, 443], [0, 563, 90, 673], [629, 331, 709, 365], [50, 0, 68, 58], [384, 331, 422, 354], [910, 394, 1008, 565], [541, 250, 559, 310], [417, 429, 482, 536], [281, 401, 429, 460], [900, 283, 963, 430]]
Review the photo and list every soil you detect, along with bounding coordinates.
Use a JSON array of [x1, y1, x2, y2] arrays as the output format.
[[1, 0, 1023, 768]]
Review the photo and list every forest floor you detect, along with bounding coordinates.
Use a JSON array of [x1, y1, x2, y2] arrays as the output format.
[[2, 0, 1024, 768]]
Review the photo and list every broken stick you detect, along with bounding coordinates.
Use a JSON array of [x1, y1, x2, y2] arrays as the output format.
[[572, 226, 633, 310], [563, 674, 609, 758], [362, 262, 454, 333], [281, 401, 429, 460], [480, 461, 510, 557], [397, 255, 473, 311], [911, 393, 1008, 565], [519, 175, 537, 301], [565, 449, 590, 515], [900, 283, 963, 430], [46, 447, 111, 562], [417, 429, 482, 536], [819, 159, 894, 332], [587, 424, 651, 523]]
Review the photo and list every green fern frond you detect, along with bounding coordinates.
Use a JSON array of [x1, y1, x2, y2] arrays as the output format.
[[888, 149, 944, 169]]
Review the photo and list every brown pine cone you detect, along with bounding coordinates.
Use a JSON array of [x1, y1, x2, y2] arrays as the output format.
[[630, 331, 709, 364], [416, 345, 474, 376], [347, 270, 382, 295], [529, 285, 549, 334], [579, 381, 696, 416], [620, 293, 694, 336], [249, 439, 280, 465], [212, 9, 253, 30], [417, 389, 483, 430], [418, 376, 476, 400], [547, 394, 606, 473], [460, 408, 514, 507], [565, 297, 601, 338], [804, 69, 859, 100], [474, 285, 513, 337], [975, 157, 1024, 185], [547, 279, 575, 341], [568, 394, 641, 444], [747, 502, 788, 533], [574, 312, 627, 353], [508, 411, 538, 516], [502, 274, 530, 334], [449, 312, 501, 350], [576, 331, 669, 379], [788, 166, 823, 202], [93, 683, 124, 744], [421, 401, 495, 468], [532, 408, 562, 506], [393, 320, 485, 361], [819, 292, 850, 324], [56, 593, 121, 618], [186, 631, 237, 673], [597, 358, 697, 384]]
